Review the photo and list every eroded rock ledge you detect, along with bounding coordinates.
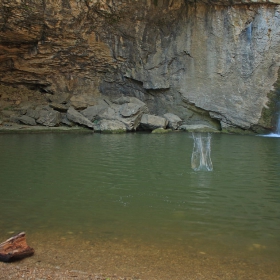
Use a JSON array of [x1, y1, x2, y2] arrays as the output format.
[[0, 0, 280, 133]]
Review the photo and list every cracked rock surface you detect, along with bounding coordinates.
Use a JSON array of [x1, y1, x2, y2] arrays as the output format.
[[0, 0, 280, 132]]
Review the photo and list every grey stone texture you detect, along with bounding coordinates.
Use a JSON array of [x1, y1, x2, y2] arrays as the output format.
[[0, 1, 280, 132], [94, 119, 127, 133], [36, 107, 61, 127], [179, 124, 218, 132], [81, 105, 109, 122], [164, 113, 183, 130], [66, 107, 93, 129], [140, 114, 168, 130], [17, 115, 37, 126]]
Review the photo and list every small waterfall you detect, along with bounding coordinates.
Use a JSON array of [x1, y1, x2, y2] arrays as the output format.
[[260, 113, 280, 137], [276, 114, 280, 135], [191, 132, 213, 171]]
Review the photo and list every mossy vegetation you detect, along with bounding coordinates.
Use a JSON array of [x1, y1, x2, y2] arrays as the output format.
[[151, 128, 172, 133], [101, 129, 126, 134]]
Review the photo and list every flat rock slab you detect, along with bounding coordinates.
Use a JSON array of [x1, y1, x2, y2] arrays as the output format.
[[67, 107, 93, 129], [0, 232, 34, 262], [179, 124, 218, 132], [17, 115, 37, 126]]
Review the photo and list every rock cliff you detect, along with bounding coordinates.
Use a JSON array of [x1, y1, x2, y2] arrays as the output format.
[[0, 0, 280, 132]]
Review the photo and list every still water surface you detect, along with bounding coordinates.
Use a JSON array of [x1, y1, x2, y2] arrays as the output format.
[[0, 132, 279, 277]]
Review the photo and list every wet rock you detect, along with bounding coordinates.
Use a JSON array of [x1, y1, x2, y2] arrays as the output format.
[[140, 114, 168, 130], [81, 104, 108, 122], [94, 119, 126, 133], [67, 107, 93, 129], [179, 124, 218, 132], [17, 115, 37, 126], [37, 107, 61, 127], [164, 113, 182, 130]]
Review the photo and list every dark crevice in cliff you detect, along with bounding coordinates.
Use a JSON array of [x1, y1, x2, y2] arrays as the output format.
[[181, 96, 222, 130]]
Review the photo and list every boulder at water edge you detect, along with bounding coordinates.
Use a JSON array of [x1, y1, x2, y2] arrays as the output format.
[[17, 115, 37, 126], [164, 113, 182, 130], [119, 102, 148, 131], [67, 107, 93, 129], [36, 107, 61, 127], [140, 114, 168, 130], [81, 104, 109, 122], [94, 119, 126, 133]]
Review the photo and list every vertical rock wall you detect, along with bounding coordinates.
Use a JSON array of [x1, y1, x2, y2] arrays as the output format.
[[0, 0, 280, 132]]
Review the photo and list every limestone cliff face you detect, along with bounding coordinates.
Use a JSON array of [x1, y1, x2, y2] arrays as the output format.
[[0, 0, 280, 132]]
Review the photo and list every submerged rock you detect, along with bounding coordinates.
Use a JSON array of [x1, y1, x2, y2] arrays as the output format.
[[140, 114, 168, 130]]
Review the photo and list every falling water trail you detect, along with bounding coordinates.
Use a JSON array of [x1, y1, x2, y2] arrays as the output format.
[[191, 132, 213, 171], [259, 113, 280, 138]]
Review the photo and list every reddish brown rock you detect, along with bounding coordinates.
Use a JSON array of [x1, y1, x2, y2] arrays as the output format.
[[0, 232, 34, 262]]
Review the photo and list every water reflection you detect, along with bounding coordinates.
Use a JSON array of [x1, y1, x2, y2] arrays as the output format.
[[191, 133, 213, 171]]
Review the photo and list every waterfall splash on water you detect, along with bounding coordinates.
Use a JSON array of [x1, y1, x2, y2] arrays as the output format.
[[260, 113, 280, 138], [191, 132, 213, 171], [276, 114, 280, 135]]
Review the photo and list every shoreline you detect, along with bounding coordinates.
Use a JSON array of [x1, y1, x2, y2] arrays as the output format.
[[0, 122, 258, 135], [0, 123, 93, 134]]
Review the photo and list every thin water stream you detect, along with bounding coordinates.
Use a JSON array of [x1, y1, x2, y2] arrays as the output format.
[[0, 132, 279, 278]]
